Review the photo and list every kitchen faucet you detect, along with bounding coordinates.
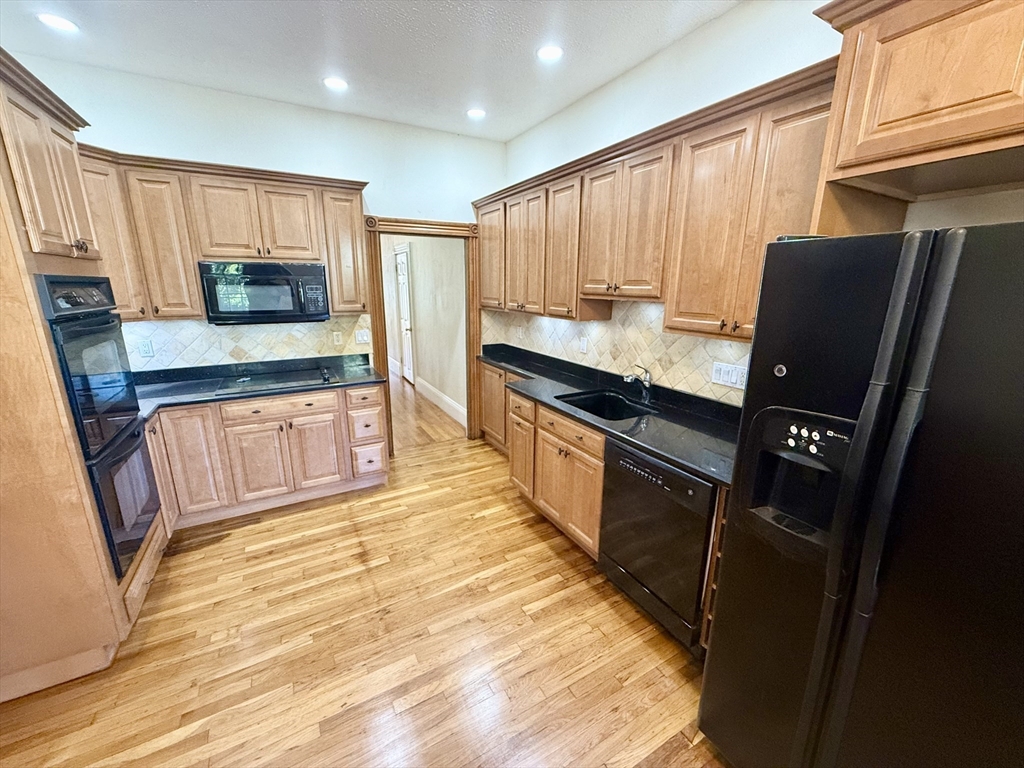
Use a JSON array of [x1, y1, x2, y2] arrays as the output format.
[[623, 365, 653, 404]]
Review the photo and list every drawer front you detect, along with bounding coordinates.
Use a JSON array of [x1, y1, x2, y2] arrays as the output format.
[[537, 405, 605, 459], [220, 390, 338, 424], [347, 406, 384, 443], [345, 385, 383, 408], [123, 518, 168, 624], [508, 391, 536, 423], [351, 441, 387, 477]]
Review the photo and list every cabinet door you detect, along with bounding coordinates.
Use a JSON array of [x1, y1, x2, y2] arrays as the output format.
[[0, 84, 73, 256], [835, 0, 1024, 170], [145, 417, 180, 535], [663, 115, 759, 335], [504, 196, 524, 310], [508, 412, 535, 498], [351, 441, 387, 477], [288, 411, 348, 489], [732, 93, 831, 338], [125, 169, 204, 318], [159, 406, 232, 515], [189, 175, 263, 259], [82, 159, 150, 320], [566, 448, 604, 559], [47, 122, 99, 259], [579, 161, 621, 296], [224, 421, 294, 502], [478, 201, 505, 309], [480, 362, 506, 444], [545, 176, 581, 317], [255, 184, 322, 261], [322, 189, 367, 313], [521, 188, 547, 314], [615, 143, 673, 298], [533, 429, 568, 525]]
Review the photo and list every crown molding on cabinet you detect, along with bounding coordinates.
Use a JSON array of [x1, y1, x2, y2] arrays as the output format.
[[365, 215, 477, 237], [0, 48, 88, 131], [813, 0, 907, 30], [472, 56, 839, 209], [77, 143, 368, 192]]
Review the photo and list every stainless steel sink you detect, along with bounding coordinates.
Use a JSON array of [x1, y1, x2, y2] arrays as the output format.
[[555, 390, 657, 421]]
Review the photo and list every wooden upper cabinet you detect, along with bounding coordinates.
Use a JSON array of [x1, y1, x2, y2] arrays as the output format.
[[159, 405, 233, 515], [506, 189, 546, 313], [224, 421, 295, 502], [322, 188, 366, 313], [579, 161, 621, 297], [732, 92, 831, 338], [664, 114, 759, 335], [480, 362, 506, 445], [615, 143, 673, 298], [47, 122, 99, 259], [504, 196, 524, 309], [125, 169, 203, 318], [478, 201, 505, 309], [255, 184, 322, 261], [832, 0, 1024, 171], [82, 158, 150, 320], [545, 176, 582, 317], [189, 175, 263, 259]]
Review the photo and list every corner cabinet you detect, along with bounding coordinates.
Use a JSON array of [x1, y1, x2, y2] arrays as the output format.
[[322, 189, 367, 313], [478, 201, 505, 309]]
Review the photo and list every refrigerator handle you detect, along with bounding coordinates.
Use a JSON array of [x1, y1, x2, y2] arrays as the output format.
[[813, 228, 967, 768]]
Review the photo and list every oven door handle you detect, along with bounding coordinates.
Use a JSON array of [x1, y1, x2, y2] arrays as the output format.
[[55, 314, 122, 341], [90, 425, 146, 470]]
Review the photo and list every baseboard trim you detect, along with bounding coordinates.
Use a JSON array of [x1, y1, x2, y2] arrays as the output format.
[[414, 377, 468, 430], [0, 644, 117, 703], [387, 357, 401, 376]]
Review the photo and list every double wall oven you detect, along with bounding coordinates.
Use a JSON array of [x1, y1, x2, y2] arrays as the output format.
[[37, 275, 159, 580]]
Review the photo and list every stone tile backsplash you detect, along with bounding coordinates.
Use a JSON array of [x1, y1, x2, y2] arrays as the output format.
[[481, 302, 750, 406], [122, 315, 372, 371]]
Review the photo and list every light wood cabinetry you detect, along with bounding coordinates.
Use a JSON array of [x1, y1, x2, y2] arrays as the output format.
[[82, 158, 151, 319], [579, 161, 621, 296], [480, 361, 507, 447], [125, 169, 204, 318], [478, 201, 505, 309], [224, 421, 295, 502], [255, 184, 322, 261], [145, 415, 179, 534], [351, 441, 387, 478], [289, 412, 347, 489], [322, 188, 367, 313], [565, 447, 603, 556], [121, 514, 168, 625], [159, 405, 233, 515], [533, 428, 568, 526], [505, 188, 546, 313], [507, 412, 535, 498], [544, 176, 582, 317], [0, 83, 97, 259], [188, 175, 262, 259]]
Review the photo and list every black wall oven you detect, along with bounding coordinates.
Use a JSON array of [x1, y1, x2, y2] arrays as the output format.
[[199, 261, 329, 324], [37, 275, 159, 580]]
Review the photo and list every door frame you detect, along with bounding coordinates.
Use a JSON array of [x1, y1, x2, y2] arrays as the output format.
[[364, 216, 481, 456]]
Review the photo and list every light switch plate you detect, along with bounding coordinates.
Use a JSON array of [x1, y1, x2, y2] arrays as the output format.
[[579, 336, 588, 353], [333, 331, 344, 346], [138, 339, 155, 358], [712, 361, 747, 389], [516, 325, 524, 339], [355, 330, 370, 344]]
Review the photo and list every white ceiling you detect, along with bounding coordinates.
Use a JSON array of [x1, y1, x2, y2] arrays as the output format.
[[0, 0, 740, 142]]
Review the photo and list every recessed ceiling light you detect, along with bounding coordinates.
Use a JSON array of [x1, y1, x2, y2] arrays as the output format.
[[537, 45, 564, 63], [322, 76, 348, 92], [36, 13, 79, 32], [467, 108, 486, 120]]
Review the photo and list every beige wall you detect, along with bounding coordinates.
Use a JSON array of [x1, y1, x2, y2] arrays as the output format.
[[380, 234, 467, 424]]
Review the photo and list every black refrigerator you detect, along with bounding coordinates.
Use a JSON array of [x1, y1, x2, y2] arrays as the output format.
[[698, 222, 1024, 768]]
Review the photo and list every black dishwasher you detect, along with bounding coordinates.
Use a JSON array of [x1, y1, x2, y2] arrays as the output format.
[[598, 438, 715, 652]]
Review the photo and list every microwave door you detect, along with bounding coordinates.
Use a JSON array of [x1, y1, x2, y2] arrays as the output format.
[[205, 275, 304, 323]]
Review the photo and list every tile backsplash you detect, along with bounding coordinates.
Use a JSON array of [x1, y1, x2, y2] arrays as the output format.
[[481, 302, 750, 406], [122, 315, 372, 371]]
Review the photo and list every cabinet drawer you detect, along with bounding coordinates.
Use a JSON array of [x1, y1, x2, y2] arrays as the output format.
[[537, 405, 605, 459], [220, 390, 338, 424], [345, 385, 383, 408], [508, 392, 535, 423], [347, 406, 384, 443], [123, 518, 168, 624], [351, 441, 387, 477]]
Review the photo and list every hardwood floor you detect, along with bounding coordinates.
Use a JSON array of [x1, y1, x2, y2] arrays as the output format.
[[389, 375, 465, 452], [0, 435, 724, 768]]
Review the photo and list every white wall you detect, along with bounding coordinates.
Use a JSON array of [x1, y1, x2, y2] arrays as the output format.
[[903, 189, 1024, 230], [14, 53, 505, 222], [505, 0, 841, 182]]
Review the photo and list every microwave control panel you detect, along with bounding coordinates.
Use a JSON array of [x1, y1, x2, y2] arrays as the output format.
[[303, 284, 326, 312]]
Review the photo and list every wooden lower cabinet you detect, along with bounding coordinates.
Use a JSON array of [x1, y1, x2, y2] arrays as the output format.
[[289, 412, 347, 488], [351, 441, 387, 477], [480, 361, 507, 447], [533, 429, 568, 526], [159, 405, 233, 515], [224, 421, 295, 502], [565, 449, 603, 556], [507, 412, 535, 498], [145, 415, 179, 534], [121, 515, 168, 625]]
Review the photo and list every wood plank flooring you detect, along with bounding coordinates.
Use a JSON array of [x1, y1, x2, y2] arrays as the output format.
[[0, 434, 724, 767], [390, 376, 466, 452]]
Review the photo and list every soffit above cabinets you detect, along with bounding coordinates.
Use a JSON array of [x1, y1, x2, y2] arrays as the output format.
[[0, 0, 738, 142]]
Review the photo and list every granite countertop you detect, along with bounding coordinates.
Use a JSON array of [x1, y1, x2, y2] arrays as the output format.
[[134, 354, 386, 419], [479, 344, 740, 486]]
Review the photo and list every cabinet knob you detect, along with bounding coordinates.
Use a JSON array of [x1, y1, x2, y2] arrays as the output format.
[[279, 424, 284, 432], [364, 423, 371, 428], [288, 422, 293, 429], [546, 421, 554, 427], [153, 306, 160, 315], [361, 396, 368, 401], [613, 283, 619, 292], [557, 447, 564, 456], [719, 319, 727, 330], [148, 426, 157, 434], [305, 403, 314, 407], [252, 409, 261, 414], [266, 248, 271, 256], [731, 320, 740, 333], [497, 302, 503, 308], [566, 308, 571, 315], [257, 247, 262, 256], [140, 306, 146, 315], [605, 283, 612, 292], [575, 435, 584, 441], [367, 459, 375, 464], [362, 302, 366, 309]]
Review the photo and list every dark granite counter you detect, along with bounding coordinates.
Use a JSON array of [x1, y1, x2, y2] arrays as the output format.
[[135, 354, 386, 419], [479, 344, 740, 486]]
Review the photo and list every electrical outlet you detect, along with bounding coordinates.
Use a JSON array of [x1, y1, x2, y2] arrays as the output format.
[[579, 336, 588, 353], [516, 325, 524, 339], [138, 340, 155, 358], [355, 330, 370, 344], [333, 331, 343, 346], [712, 361, 747, 389]]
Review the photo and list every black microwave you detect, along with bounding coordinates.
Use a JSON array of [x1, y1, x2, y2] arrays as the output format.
[[199, 261, 330, 324]]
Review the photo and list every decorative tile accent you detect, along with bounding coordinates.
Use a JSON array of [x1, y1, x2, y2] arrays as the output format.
[[122, 315, 372, 372], [481, 302, 750, 406]]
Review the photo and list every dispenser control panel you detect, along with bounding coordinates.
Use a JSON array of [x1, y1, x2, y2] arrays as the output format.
[[764, 416, 853, 469]]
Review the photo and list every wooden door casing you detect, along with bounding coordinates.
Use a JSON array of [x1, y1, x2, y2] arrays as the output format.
[[255, 184, 322, 261], [480, 362, 506, 445], [533, 429, 567, 525], [125, 169, 204, 318], [578, 161, 621, 297], [224, 421, 295, 502], [288, 412, 348, 489], [478, 201, 505, 309], [159, 406, 233, 515], [322, 189, 366, 313], [544, 176, 582, 318], [189, 175, 263, 259], [507, 412, 535, 499], [615, 143, 673, 298]]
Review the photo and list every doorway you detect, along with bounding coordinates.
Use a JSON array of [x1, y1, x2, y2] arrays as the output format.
[[395, 244, 415, 384]]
